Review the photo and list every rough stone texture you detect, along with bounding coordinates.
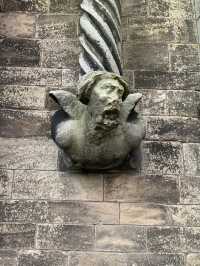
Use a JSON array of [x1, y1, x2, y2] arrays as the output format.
[[0, 0, 199, 264]]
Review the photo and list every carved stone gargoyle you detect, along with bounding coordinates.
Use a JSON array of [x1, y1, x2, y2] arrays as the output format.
[[50, 71, 145, 170]]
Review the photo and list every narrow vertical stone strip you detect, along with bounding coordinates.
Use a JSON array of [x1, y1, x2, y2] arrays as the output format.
[[79, 0, 122, 75]]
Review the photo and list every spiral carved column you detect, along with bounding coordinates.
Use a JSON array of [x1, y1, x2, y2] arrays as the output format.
[[79, 0, 122, 76]]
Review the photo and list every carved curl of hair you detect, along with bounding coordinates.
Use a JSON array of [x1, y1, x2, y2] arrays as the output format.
[[78, 71, 129, 104]]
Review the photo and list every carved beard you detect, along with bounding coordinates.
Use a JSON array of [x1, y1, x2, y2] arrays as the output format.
[[94, 107, 121, 131]]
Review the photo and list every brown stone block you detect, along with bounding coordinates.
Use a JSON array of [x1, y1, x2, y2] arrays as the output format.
[[146, 116, 200, 143], [183, 227, 200, 252], [0, 39, 40, 67], [13, 170, 103, 201], [69, 252, 184, 266], [0, 169, 12, 199], [122, 0, 148, 17], [169, 44, 200, 72], [95, 225, 146, 252], [0, 138, 57, 170], [0, 85, 47, 110], [186, 254, 200, 266], [147, 226, 181, 253], [37, 14, 78, 39], [104, 173, 179, 204], [0, 67, 62, 86], [134, 71, 200, 91], [0, 250, 17, 266], [123, 43, 169, 71], [18, 250, 68, 266], [142, 141, 183, 175], [183, 144, 200, 176], [0, 200, 48, 223], [0, 0, 49, 12], [36, 224, 95, 250], [41, 39, 79, 68], [50, 0, 80, 13], [0, 223, 36, 249], [180, 176, 200, 204], [47, 201, 119, 224], [0, 109, 50, 138], [0, 13, 36, 38]]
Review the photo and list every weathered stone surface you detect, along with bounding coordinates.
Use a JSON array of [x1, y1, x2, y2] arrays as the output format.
[[18, 250, 68, 266], [0, 85, 47, 110], [147, 227, 181, 253], [166, 90, 200, 117], [173, 19, 197, 43], [0, 138, 57, 170], [104, 173, 179, 203], [37, 224, 94, 250], [148, 0, 170, 17], [41, 39, 79, 68], [146, 117, 200, 142], [37, 14, 78, 39], [0, 223, 36, 249], [62, 68, 79, 88], [134, 71, 200, 91], [50, 0, 80, 13], [123, 43, 169, 71], [0, 169, 12, 199], [0, 39, 40, 67], [122, 0, 147, 17], [95, 225, 146, 252], [122, 17, 174, 43], [183, 227, 200, 252], [0, 0, 49, 12], [0, 109, 50, 137], [186, 254, 200, 266], [0, 250, 17, 266], [169, 44, 200, 72], [47, 201, 118, 224], [142, 141, 183, 175], [0, 67, 62, 86], [180, 176, 200, 204], [70, 252, 184, 266], [120, 204, 200, 227], [183, 143, 200, 176], [0, 200, 48, 223], [13, 170, 103, 200], [0, 13, 35, 39]]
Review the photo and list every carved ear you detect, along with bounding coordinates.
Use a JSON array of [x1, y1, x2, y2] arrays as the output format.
[[121, 93, 142, 120], [49, 90, 86, 119]]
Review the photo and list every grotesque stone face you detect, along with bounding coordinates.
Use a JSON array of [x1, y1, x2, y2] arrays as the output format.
[[88, 78, 124, 130]]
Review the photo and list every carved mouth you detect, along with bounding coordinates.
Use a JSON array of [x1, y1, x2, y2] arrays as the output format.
[[103, 108, 120, 120]]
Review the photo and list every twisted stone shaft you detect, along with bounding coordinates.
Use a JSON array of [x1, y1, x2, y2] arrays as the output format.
[[79, 0, 122, 76]]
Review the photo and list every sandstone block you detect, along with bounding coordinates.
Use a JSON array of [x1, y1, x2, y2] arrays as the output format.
[[148, 0, 170, 17], [50, 0, 80, 13], [0, 67, 62, 86], [0, 109, 50, 137], [0, 250, 17, 266], [186, 254, 200, 266], [95, 225, 146, 252], [0, 138, 57, 170], [123, 43, 169, 71], [13, 170, 103, 201], [122, 0, 147, 17], [47, 201, 119, 224], [0, 223, 36, 249], [0, 200, 48, 223], [62, 68, 79, 88], [0, 169, 12, 199], [0, 85, 47, 110], [0, 39, 40, 67], [183, 227, 200, 252], [183, 143, 200, 176], [18, 250, 68, 266], [36, 224, 94, 250], [142, 141, 183, 175], [104, 173, 179, 204], [0, 13, 35, 38], [147, 226, 181, 253], [37, 14, 78, 39], [41, 39, 79, 68], [180, 176, 200, 204], [0, 0, 49, 12]]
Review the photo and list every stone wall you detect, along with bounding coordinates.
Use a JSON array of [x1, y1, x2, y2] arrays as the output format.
[[0, 0, 200, 265]]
